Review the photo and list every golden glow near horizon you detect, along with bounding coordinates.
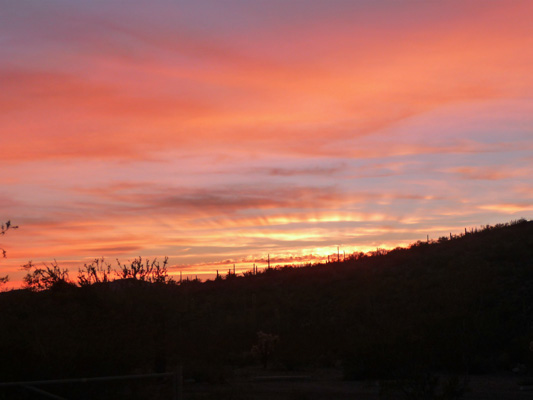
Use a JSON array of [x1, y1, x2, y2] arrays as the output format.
[[1, 0, 532, 286]]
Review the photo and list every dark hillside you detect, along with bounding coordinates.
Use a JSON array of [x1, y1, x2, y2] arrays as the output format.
[[1, 220, 532, 396]]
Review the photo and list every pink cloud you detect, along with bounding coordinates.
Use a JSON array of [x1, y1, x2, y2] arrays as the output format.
[[449, 166, 528, 181], [3, 0, 532, 163]]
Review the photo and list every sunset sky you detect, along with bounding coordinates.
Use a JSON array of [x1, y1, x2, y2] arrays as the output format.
[[1, 0, 532, 286]]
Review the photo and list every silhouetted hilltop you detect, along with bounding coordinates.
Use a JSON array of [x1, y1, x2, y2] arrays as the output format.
[[1, 219, 532, 393]]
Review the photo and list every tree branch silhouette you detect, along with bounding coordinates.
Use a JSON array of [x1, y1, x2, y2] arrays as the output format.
[[0, 220, 18, 288]]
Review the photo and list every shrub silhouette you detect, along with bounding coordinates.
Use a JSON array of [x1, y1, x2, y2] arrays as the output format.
[[115, 256, 172, 283], [22, 260, 71, 291], [78, 257, 113, 286]]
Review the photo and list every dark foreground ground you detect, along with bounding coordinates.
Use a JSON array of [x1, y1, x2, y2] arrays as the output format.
[[183, 368, 533, 400], [2, 368, 533, 399]]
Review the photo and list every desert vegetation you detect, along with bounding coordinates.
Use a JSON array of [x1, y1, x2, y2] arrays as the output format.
[[0, 219, 532, 399]]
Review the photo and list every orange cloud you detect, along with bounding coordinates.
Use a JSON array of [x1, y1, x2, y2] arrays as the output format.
[[479, 204, 533, 214]]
